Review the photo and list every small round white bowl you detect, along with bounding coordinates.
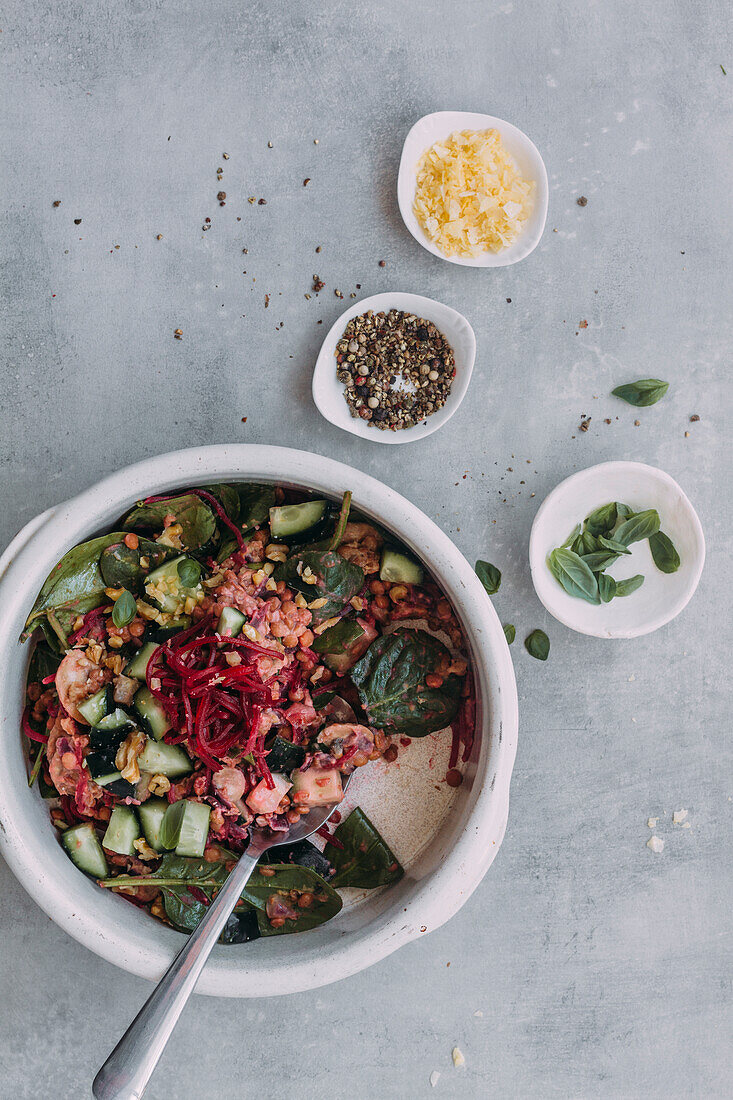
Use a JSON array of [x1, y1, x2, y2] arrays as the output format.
[[0, 445, 517, 996], [397, 110, 548, 268], [529, 461, 705, 639], [311, 291, 476, 444]]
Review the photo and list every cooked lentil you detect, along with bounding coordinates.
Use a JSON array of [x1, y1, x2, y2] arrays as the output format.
[[335, 309, 456, 431]]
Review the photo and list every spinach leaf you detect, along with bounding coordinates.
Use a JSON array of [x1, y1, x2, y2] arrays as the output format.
[[324, 808, 404, 889], [614, 574, 645, 596], [279, 550, 364, 624], [27, 640, 61, 685], [204, 484, 240, 523], [243, 864, 342, 936], [328, 490, 352, 551], [583, 502, 617, 536], [503, 623, 516, 644], [146, 854, 234, 933], [547, 548, 600, 603], [598, 573, 616, 603], [614, 509, 660, 546], [235, 483, 276, 529], [475, 560, 501, 596], [612, 379, 669, 406], [99, 537, 178, 590], [649, 531, 681, 573], [311, 619, 364, 655], [525, 629, 550, 660], [22, 532, 128, 642], [122, 494, 216, 551], [350, 627, 461, 737]]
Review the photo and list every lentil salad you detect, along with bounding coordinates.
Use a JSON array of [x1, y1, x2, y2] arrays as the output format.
[[21, 482, 474, 940]]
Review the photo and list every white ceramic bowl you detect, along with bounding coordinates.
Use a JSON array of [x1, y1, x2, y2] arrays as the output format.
[[529, 461, 705, 639], [397, 110, 549, 268], [311, 291, 476, 444], [0, 445, 517, 997]]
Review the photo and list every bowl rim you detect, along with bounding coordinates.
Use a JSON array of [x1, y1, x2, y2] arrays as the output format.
[[528, 460, 706, 638], [397, 110, 549, 268], [311, 290, 476, 444], [0, 445, 518, 996]]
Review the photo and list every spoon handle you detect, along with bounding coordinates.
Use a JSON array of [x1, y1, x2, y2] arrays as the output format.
[[93, 838, 266, 1100]]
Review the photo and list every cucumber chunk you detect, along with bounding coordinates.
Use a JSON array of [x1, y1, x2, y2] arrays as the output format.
[[138, 798, 169, 852], [62, 822, 108, 878], [265, 735, 306, 773], [76, 685, 114, 726], [133, 686, 172, 741], [269, 500, 327, 540], [217, 606, 246, 638], [160, 799, 210, 857], [145, 617, 191, 643], [124, 641, 159, 681], [138, 739, 192, 778], [145, 556, 203, 613], [379, 549, 424, 585], [102, 806, 140, 857], [95, 708, 135, 732]]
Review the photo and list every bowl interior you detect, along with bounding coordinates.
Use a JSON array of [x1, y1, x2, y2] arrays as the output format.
[[529, 462, 705, 639], [311, 291, 476, 444], [397, 110, 549, 268], [0, 446, 516, 995]]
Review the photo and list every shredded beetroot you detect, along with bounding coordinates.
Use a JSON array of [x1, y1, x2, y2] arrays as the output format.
[[21, 707, 48, 744], [143, 616, 276, 793], [142, 489, 244, 549], [316, 824, 344, 848], [41, 673, 56, 686], [68, 606, 107, 645]]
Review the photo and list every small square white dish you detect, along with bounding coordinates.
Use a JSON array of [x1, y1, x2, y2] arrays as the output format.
[[311, 291, 476, 444], [397, 110, 548, 268], [529, 461, 705, 639]]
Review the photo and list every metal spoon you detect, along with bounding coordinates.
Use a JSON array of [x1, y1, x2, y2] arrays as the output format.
[[92, 781, 348, 1100]]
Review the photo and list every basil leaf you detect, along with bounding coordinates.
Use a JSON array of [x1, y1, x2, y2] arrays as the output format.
[[615, 502, 633, 520], [581, 550, 621, 573], [503, 623, 516, 644], [21, 532, 129, 642], [547, 548, 600, 603], [583, 502, 617, 536], [612, 379, 669, 406], [311, 618, 364, 655], [324, 808, 404, 889], [278, 550, 364, 624], [614, 509, 660, 546], [581, 531, 600, 554], [615, 574, 645, 596], [571, 533, 586, 556], [243, 864, 342, 936], [177, 558, 202, 588], [475, 560, 501, 596], [649, 531, 681, 574], [598, 573, 616, 603], [112, 589, 136, 628], [525, 629, 550, 660], [597, 534, 631, 555], [351, 627, 462, 737], [560, 524, 581, 548], [122, 494, 216, 551], [100, 537, 179, 590]]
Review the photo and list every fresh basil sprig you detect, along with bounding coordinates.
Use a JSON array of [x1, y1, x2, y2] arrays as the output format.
[[525, 629, 550, 660], [547, 548, 599, 603], [614, 574, 645, 596], [612, 379, 669, 406], [475, 560, 501, 596], [112, 589, 137, 628], [503, 624, 515, 644], [614, 509, 660, 546]]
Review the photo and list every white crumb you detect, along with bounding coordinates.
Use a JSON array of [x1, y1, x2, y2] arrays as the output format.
[[430, 1071, 440, 1087], [473, 1010, 483, 1017], [681, 821, 691, 829], [628, 674, 636, 681], [647, 836, 664, 853], [647, 817, 658, 828], [673, 809, 688, 825], [452, 1046, 466, 1068]]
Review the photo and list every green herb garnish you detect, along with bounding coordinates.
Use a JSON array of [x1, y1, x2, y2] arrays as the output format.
[[503, 624, 515, 644], [475, 560, 501, 595], [177, 558, 202, 588], [112, 589, 137, 628], [648, 531, 680, 574], [612, 379, 669, 407], [614, 574, 645, 597], [525, 629, 550, 661]]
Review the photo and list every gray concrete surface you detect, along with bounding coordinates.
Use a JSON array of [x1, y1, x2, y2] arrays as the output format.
[[1, 1, 731, 1097]]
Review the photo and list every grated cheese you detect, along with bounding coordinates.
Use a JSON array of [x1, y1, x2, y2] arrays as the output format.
[[413, 129, 534, 257]]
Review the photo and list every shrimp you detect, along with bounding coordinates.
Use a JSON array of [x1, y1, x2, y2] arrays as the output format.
[[337, 522, 382, 574], [55, 648, 110, 723]]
